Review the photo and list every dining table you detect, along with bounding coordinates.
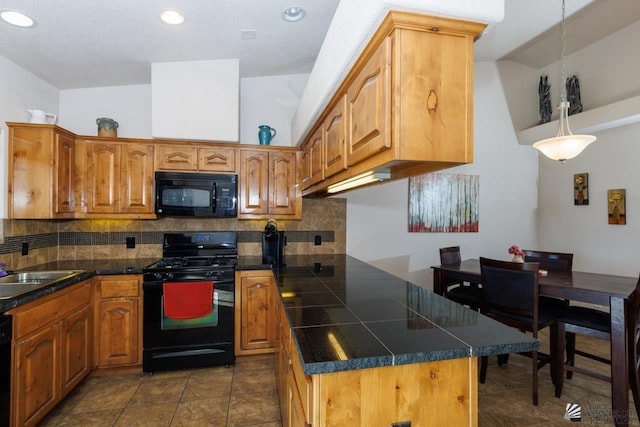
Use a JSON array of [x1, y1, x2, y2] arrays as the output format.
[[432, 258, 639, 427]]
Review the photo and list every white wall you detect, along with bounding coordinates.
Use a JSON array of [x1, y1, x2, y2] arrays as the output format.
[[240, 74, 309, 146], [58, 74, 309, 145], [537, 121, 640, 277], [0, 54, 59, 219], [506, 20, 640, 133], [59, 85, 151, 138], [343, 61, 540, 289]]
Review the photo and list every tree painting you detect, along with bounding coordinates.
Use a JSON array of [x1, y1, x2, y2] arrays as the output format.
[[408, 173, 479, 232]]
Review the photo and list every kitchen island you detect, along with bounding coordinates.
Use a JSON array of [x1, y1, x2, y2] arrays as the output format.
[[241, 254, 539, 426]]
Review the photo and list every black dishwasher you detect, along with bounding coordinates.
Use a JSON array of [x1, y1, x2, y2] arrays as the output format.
[[0, 316, 11, 427]]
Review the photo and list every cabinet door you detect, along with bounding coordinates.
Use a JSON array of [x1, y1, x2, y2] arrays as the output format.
[[199, 147, 237, 172], [346, 36, 391, 166], [239, 150, 269, 215], [155, 145, 198, 170], [300, 143, 312, 189], [239, 275, 277, 352], [324, 95, 348, 178], [60, 305, 93, 396], [55, 131, 76, 214], [96, 298, 139, 367], [269, 151, 298, 216], [289, 374, 309, 427], [121, 143, 154, 213], [13, 324, 60, 427], [307, 126, 324, 187], [86, 143, 120, 213]]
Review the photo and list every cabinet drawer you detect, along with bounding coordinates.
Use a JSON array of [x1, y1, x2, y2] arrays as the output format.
[[11, 282, 92, 339], [99, 277, 139, 298], [199, 147, 236, 172], [156, 145, 198, 170]]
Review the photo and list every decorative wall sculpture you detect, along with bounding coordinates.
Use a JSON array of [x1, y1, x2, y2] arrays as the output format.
[[408, 173, 479, 232], [538, 75, 552, 124], [566, 75, 583, 116]]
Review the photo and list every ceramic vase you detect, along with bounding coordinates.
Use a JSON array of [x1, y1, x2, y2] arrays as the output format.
[[512, 255, 524, 263]]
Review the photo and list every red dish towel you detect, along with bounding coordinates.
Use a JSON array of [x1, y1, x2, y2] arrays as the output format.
[[163, 281, 214, 320]]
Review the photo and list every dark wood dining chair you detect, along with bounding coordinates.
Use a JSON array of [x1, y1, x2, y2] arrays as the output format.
[[439, 246, 481, 310], [555, 275, 640, 423], [479, 257, 564, 405], [523, 250, 573, 272]]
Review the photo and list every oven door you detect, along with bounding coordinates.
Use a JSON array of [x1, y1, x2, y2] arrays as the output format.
[[142, 275, 234, 371]]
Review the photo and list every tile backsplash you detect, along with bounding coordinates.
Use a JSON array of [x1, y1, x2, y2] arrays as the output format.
[[0, 198, 345, 270]]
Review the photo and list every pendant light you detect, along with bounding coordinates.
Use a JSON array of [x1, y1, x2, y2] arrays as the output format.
[[532, 0, 596, 163]]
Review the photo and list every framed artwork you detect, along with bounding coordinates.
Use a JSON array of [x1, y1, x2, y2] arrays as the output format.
[[574, 173, 589, 205], [608, 189, 626, 225], [408, 173, 479, 232]]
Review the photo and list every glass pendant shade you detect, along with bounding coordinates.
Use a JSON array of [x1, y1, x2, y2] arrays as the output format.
[[533, 101, 596, 162]]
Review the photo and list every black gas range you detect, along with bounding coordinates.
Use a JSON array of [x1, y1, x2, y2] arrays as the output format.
[[142, 232, 238, 373]]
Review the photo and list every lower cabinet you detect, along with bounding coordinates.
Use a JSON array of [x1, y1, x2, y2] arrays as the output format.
[[235, 271, 278, 355], [8, 281, 93, 427], [273, 277, 477, 426], [94, 275, 142, 368]]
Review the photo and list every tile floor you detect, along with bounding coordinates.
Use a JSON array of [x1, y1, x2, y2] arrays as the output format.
[[41, 334, 638, 426]]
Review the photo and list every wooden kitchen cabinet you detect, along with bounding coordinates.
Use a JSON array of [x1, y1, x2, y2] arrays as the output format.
[[155, 144, 237, 172], [77, 140, 154, 217], [8, 281, 93, 427], [346, 37, 391, 167], [60, 304, 93, 396], [235, 271, 278, 355], [323, 95, 348, 179], [7, 123, 76, 219], [94, 275, 142, 368], [238, 148, 301, 219], [300, 12, 485, 196], [300, 126, 323, 190]]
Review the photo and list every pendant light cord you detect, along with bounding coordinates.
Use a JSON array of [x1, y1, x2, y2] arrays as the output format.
[[560, 0, 567, 103]]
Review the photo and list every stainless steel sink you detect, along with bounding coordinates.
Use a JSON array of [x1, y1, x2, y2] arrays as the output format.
[[0, 271, 83, 284], [0, 270, 85, 299]]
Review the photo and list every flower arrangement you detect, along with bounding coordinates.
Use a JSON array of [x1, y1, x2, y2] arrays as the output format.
[[508, 245, 524, 257]]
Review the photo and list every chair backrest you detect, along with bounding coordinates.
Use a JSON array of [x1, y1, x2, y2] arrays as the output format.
[[440, 246, 461, 265], [523, 250, 573, 272], [479, 257, 541, 321], [626, 274, 640, 419]]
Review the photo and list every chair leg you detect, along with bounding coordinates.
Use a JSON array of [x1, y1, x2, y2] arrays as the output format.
[[555, 323, 566, 398], [480, 356, 488, 383], [532, 349, 539, 406], [498, 354, 510, 366], [566, 331, 576, 379]]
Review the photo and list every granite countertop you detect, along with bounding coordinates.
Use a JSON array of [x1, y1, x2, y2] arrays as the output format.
[[1, 254, 539, 377], [273, 254, 540, 375], [0, 258, 159, 312]]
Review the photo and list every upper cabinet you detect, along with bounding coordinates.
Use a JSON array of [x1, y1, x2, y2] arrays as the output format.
[[7, 123, 76, 219], [155, 144, 237, 173], [7, 124, 301, 220], [238, 148, 301, 219], [300, 12, 486, 196], [76, 139, 155, 218]]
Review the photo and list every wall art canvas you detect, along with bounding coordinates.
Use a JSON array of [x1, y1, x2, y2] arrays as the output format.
[[408, 173, 479, 232], [574, 173, 589, 205], [608, 189, 626, 225]]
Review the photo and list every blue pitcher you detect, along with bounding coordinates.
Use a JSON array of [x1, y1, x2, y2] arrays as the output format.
[[258, 125, 276, 145]]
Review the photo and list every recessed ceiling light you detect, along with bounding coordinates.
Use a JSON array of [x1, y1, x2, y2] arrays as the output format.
[[0, 9, 36, 28], [281, 6, 306, 22], [160, 9, 184, 25]]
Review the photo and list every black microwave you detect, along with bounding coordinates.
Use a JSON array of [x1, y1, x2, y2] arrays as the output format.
[[155, 172, 237, 217]]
